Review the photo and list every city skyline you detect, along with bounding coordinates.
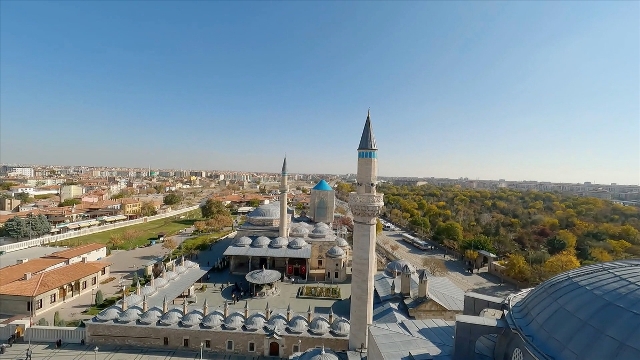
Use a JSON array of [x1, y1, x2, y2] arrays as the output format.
[[1, 2, 638, 185]]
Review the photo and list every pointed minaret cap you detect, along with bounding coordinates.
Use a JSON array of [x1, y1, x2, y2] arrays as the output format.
[[182, 297, 188, 314], [244, 300, 249, 318], [358, 109, 377, 150], [142, 295, 148, 312], [202, 298, 209, 316], [282, 156, 288, 175], [162, 295, 168, 313]]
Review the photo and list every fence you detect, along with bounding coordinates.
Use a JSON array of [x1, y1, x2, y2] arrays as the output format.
[[25, 326, 86, 344], [0, 205, 200, 254]]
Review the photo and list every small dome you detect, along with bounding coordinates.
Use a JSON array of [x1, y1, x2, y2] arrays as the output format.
[[299, 347, 340, 360], [154, 277, 168, 288], [96, 307, 121, 322], [224, 312, 245, 330], [316, 222, 330, 229], [118, 294, 143, 307], [253, 236, 271, 248], [331, 318, 350, 336], [288, 238, 308, 249], [117, 307, 142, 323], [267, 313, 287, 330], [326, 246, 345, 258], [165, 271, 178, 281], [312, 180, 333, 191], [159, 309, 183, 326], [235, 236, 252, 247], [138, 308, 163, 325], [335, 238, 349, 247], [201, 311, 224, 328], [184, 259, 197, 268], [181, 311, 203, 327], [140, 285, 156, 296], [386, 260, 415, 276], [245, 313, 267, 331], [309, 316, 331, 335], [287, 316, 309, 333], [291, 226, 310, 237], [270, 237, 289, 248], [247, 203, 280, 219], [175, 265, 186, 274]]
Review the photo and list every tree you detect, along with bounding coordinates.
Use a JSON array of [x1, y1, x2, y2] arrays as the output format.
[[4, 216, 27, 239], [95, 290, 104, 306], [162, 238, 176, 251], [140, 201, 158, 216], [607, 239, 632, 256], [546, 237, 567, 255], [163, 193, 182, 206], [14, 192, 32, 203], [131, 273, 139, 287], [590, 247, 613, 262], [465, 249, 479, 262], [556, 230, 577, 249], [194, 221, 207, 233], [36, 318, 49, 326], [461, 235, 495, 252], [0, 181, 17, 190], [108, 234, 124, 248], [205, 213, 233, 231], [248, 199, 261, 208], [434, 221, 463, 242], [543, 251, 580, 277], [54, 311, 62, 326], [422, 258, 447, 276], [504, 254, 531, 282], [200, 199, 230, 218], [376, 219, 383, 234]]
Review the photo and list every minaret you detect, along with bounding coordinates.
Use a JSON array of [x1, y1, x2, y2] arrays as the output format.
[[348, 110, 384, 350], [279, 156, 289, 237]]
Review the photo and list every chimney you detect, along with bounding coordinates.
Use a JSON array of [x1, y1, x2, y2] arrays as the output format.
[[182, 297, 188, 315], [82, 257, 88, 263], [401, 265, 411, 297], [418, 270, 429, 298], [24, 272, 32, 280], [17, 258, 28, 265]]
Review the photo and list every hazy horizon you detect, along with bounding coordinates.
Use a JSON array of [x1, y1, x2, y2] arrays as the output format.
[[1, 2, 638, 185]]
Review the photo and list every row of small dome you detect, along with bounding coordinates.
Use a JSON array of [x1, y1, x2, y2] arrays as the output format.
[[234, 235, 349, 250], [96, 307, 350, 336], [116, 260, 198, 306], [290, 223, 334, 238]]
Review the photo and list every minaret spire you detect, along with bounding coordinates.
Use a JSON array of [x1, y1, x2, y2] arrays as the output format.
[[279, 156, 289, 237]]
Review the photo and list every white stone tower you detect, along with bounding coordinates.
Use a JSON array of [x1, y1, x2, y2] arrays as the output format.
[[348, 110, 384, 350], [279, 157, 289, 238]]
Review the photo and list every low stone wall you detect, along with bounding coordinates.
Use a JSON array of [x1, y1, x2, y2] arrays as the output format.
[[25, 326, 86, 344], [488, 263, 528, 289]]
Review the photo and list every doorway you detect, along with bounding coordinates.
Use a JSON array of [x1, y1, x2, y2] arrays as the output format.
[[269, 341, 280, 356]]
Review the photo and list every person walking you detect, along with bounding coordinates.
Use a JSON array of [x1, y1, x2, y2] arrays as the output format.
[[26, 347, 32, 360]]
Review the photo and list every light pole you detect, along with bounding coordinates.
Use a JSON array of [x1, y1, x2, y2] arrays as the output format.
[[200, 342, 204, 359], [94, 346, 98, 360]]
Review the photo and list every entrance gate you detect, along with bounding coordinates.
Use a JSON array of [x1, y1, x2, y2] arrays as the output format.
[[269, 341, 279, 356]]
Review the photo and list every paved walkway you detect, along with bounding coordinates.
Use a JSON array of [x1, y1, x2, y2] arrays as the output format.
[[0, 342, 255, 360]]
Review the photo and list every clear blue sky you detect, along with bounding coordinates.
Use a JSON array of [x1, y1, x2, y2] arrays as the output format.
[[1, 1, 638, 185]]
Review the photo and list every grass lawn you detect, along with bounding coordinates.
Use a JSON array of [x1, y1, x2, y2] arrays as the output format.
[[170, 230, 232, 258], [55, 208, 203, 250]]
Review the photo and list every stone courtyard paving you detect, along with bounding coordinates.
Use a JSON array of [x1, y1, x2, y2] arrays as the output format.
[[1, 343, 255, 360]]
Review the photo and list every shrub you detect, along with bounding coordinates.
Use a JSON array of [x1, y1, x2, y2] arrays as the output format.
[[95, 290, 104, 306]]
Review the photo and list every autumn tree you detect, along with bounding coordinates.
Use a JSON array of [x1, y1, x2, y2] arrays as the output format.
[[590, 247, 613, 262], [376, 219, 383, 234], [140, 201, 157, 216], [205, 213, 233, 232], [389, 243, 400, 252], [556, 230, 577, 249], [194, 221, 207, 233], [422, 258, 447, 276], [607, 239, 632, 256], [162, 238, 176, 251], [108, 234, 124, 248], [163, 193, 182, 206], [464, 250, 479, 262], [200, 199, 230, 218], [504, 254, 531, 282], [543, 251, 580, 277], [434, 221, 463, 242]]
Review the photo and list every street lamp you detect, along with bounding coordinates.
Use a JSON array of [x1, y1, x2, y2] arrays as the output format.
[[94, 346, 98, 360], [200, 342, 204, 359]]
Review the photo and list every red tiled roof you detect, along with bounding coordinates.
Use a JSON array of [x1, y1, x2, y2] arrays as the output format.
[[46, 243, 106, 260], [0, 258, 68, 286]]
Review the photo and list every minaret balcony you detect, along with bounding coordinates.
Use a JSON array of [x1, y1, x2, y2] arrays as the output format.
[[348, 192, 384, 218]]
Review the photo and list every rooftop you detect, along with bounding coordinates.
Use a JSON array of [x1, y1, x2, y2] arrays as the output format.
[[0, 258, 67, 286], [46, 243, 106, 260]]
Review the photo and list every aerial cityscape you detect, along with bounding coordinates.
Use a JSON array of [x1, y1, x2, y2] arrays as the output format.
[[0, 2, 638, 360]]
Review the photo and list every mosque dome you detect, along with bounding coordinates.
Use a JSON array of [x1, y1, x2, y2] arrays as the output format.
[[201, 311, 224, 328], [117, 307, 142, 323], [119, 294, 143, 307], [326, 246, 345, 258], [138, 308, 163, 325], [309, 316, 331, 335], [244, 313, 267, 331], [316, 222, 330, 229], [270, 237, 289, 248], [312, 180, 333, 191], [335, 238, 349, 247], [224, 312, 245, 330], [95, 307, 121, 322], [159, 309, 183, 326], [299, 347, 340, 360], [330, 318, 350, 337], [509, 260, 640, 360], [181, 311, 203, 327], [287, 316, 309, 333], [310, 225, 332, 238], [267, 313, 288, 330], [288, 238, 308, 249], [253, 236, 271, 248], [290, 226, 310, 237], [247, 203, 280, 219], [385, 260, 415, 276], [235, 236, 252, 247]]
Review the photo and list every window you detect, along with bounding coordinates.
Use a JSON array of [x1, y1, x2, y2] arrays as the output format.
[[226, 340, 234, 351], [163, 337, 169, 346], [327, 272, 330, 279], [101, 268, 106, 275], [36, 299, 42, 310], [183, 338, 189, 347], [318, 259, 323, 267], [92, 277, 97, 285], [27, 301, 31, 312], [293, 344, 300, 353], [82, 281, 87, 290], [248, 342, 255, 352], [205, 340, 211, 349], [50, 294, 56, 304], [335, 271, 339, 278]]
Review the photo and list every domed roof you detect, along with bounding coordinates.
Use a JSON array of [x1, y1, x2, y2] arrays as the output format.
[[247, 203, 280, 219], [312, 180, 333, 191], [154, 277, 168, 288], [159, 309, 183, 326], [510, 260, 640, 360], [140, 285, 156, 296], [335, 238, 349, 247], [316, 222, 330, 229], [386, 260, 415, 275], [270, 237, 289, 248], [288, 238, 308, 249], [138, 308, 163, 325], [252, 236, 271, 248], [175, 265, 186, 274], [165, 271, 178, 281], [245, 313, 267, 331], [235, 236, 252, 247], [224, 312, 245, 329], [267, 313, 287, 330], [287, 316, 309, 333], [96, 307, 121, 322], [290, 226, 310, 236], [331, 318, 350, 336], [184, 259, 197, 268], [117, 307, 142, 323], [326, 246, 345, 258], [245, 268, 281, 284], [118, 294, 143, 306], [309, 316, 331, 335], [181, 311, 203, 327], [201, 311, 224, 328], [310, 225, 331, 238], [299, 347, 340, 360]]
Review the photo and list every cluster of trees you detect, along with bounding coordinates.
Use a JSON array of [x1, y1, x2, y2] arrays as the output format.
[[59, 198, 81, 207], [3, 213, 52, 239], [374, 183, 640, 285], [198, 199, 233, 232], [140, 201, 158, 216], [163, 193, 182, 206]]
